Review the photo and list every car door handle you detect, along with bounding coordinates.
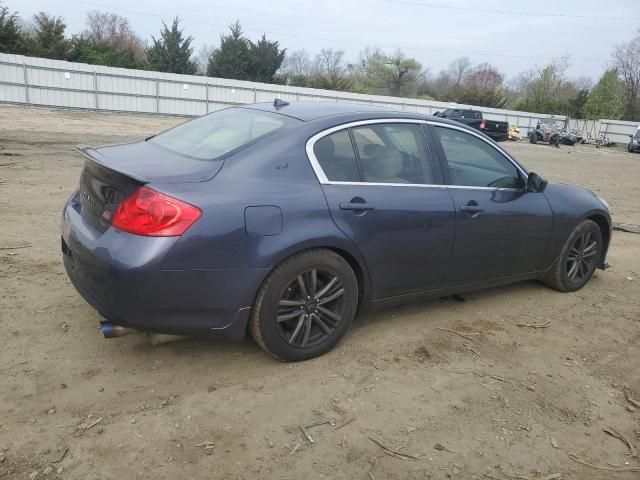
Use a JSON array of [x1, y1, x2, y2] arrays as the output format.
[[339, 202, 375, 211], [459, 205, 484, 213]]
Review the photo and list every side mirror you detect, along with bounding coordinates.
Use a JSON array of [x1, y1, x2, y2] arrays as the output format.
[[433, 111, 441, 117], [527, 172, 548, 193]]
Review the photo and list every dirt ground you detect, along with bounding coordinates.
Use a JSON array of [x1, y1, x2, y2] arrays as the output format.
[[1, 106, 639, 480]]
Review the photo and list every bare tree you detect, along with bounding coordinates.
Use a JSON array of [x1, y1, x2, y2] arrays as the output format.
[[195, 44, 214, 75], [83, 10, 145, 61], [612, 32, 640, 118], [458, 62, 506, 107], [311, 48, 351, 90], [279, 49, 312, 79], [448, 56, 471, 86]]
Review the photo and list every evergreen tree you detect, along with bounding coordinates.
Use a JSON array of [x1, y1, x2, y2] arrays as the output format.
[[146, 17, 196, 74], [0, 4, 25, 54], [206, 21, 252, 79], [27, 12, 69, 59], [248, 34, 285, 82], [68, 36, 145, 69]]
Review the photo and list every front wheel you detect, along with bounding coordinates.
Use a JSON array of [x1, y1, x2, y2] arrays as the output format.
[[540, 220, 603, 292], [250, 249, 358, 361]]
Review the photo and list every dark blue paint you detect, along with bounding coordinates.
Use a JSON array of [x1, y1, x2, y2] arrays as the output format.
[[61, 102, 612, 340]]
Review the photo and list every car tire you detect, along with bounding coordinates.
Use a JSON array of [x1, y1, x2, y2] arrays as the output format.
[[250, 249, 358, 362], [530, 133, 537, 144], [540, 220, 603, 292]]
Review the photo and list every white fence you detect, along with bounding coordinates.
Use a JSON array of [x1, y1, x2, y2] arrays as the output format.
[[1, 53, 635, 144], [566, 118, 638, 144]]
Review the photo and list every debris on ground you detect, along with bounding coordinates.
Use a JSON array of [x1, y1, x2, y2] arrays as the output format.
[[369, 437, 421, 461]]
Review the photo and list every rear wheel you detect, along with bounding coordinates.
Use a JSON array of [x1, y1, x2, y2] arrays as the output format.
[[250, 249, 358, 361], [530, 132, 537, 144], [541, 220, 603, 292]]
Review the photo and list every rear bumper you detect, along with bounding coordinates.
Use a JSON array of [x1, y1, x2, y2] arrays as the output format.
[[486, 132, 509, 142], [61, 194, 267, 340]]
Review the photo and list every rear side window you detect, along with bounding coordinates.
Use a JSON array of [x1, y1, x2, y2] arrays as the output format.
[[351, 123, 433, 184], [313, 130, 360, 182], [433, 126, 523, 189], [151, 108, 285, 160], [461, 110, 481, 119]]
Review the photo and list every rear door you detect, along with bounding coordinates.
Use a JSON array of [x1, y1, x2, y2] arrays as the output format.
[[427, 123, 552, 284], [308, 120, 456, 299]]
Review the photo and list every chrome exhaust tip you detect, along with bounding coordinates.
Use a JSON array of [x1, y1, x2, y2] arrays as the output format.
[[100, 322, 137, 338]]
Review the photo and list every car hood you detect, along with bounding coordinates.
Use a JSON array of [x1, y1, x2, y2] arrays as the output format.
[[78, 140, 223, 184], [544, 182, 609, 214]]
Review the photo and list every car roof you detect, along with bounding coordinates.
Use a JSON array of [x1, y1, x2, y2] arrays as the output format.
[[244, 101, 416, 122], [240, 101, 480, 133]]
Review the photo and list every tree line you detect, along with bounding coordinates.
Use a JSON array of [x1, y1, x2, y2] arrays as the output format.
[[0, 2, 638, 121]]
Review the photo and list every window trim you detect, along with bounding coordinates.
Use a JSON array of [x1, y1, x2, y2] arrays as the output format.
[[305, 118, 528, 190]]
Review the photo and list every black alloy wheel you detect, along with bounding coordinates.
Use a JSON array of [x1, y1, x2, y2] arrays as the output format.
[[250, 249, 358, 361], [276, 269, 346, 348]]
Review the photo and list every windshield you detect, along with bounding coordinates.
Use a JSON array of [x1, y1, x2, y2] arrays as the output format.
[[150, 108, 285, 160]]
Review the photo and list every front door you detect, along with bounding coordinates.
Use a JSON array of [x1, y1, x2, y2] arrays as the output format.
[[309, 121, 456, 299], [428, 124, 552, 284]]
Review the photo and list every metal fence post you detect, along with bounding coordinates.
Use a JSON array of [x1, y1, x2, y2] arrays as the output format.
[[155, 78, 160, 116], [93, 71, 98, 111], [253, 87, 257, 103], [22, 62, 30, 106], [205, 83, 209, 113]]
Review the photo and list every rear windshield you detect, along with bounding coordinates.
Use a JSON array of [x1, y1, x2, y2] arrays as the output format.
[[150, 108, 285, 160]]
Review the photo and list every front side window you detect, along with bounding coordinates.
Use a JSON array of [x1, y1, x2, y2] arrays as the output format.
[[151, 108, 285, 160], [433, 126, 523, 189], [351, 123, 434, 184]]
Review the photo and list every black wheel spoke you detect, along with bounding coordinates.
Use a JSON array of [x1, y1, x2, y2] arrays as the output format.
[[317, 288, 345, 306], [276, 268, 347, 349], [583, 241, 597, 254], [567, 260, 579, 280], [311, 313, 332, 335], [315, 277, 338, 300], [289, 313, 306, 343], [278, 309, 303, 323], [582, 249, 597, 259], [301, 316, 312, 347], [317, 305, 341, 325], [279, 299, 305, 307], [309, 269, 317, 296], [297, 275, 308, 299]]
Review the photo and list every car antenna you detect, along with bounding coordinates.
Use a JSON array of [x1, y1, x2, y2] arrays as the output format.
[[273, 98, 290, 109]]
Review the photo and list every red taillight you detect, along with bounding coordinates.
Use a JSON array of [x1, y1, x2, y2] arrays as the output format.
[[479, 120, 486, 129], [112, 186, 202, 237]]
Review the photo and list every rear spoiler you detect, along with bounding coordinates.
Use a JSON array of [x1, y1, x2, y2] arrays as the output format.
[[75, 144, 148, 183]]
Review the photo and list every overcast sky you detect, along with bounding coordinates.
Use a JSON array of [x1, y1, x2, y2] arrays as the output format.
[[12, 0, 640, 80]]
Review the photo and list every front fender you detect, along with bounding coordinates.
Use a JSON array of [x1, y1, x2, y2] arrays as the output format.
[[543, 182, 612, 268]]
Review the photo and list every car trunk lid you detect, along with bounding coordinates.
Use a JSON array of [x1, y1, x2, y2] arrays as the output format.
[[76, 141, 222, 233]]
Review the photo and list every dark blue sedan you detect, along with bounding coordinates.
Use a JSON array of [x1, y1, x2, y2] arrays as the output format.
[[62, 101, 612, 361]]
